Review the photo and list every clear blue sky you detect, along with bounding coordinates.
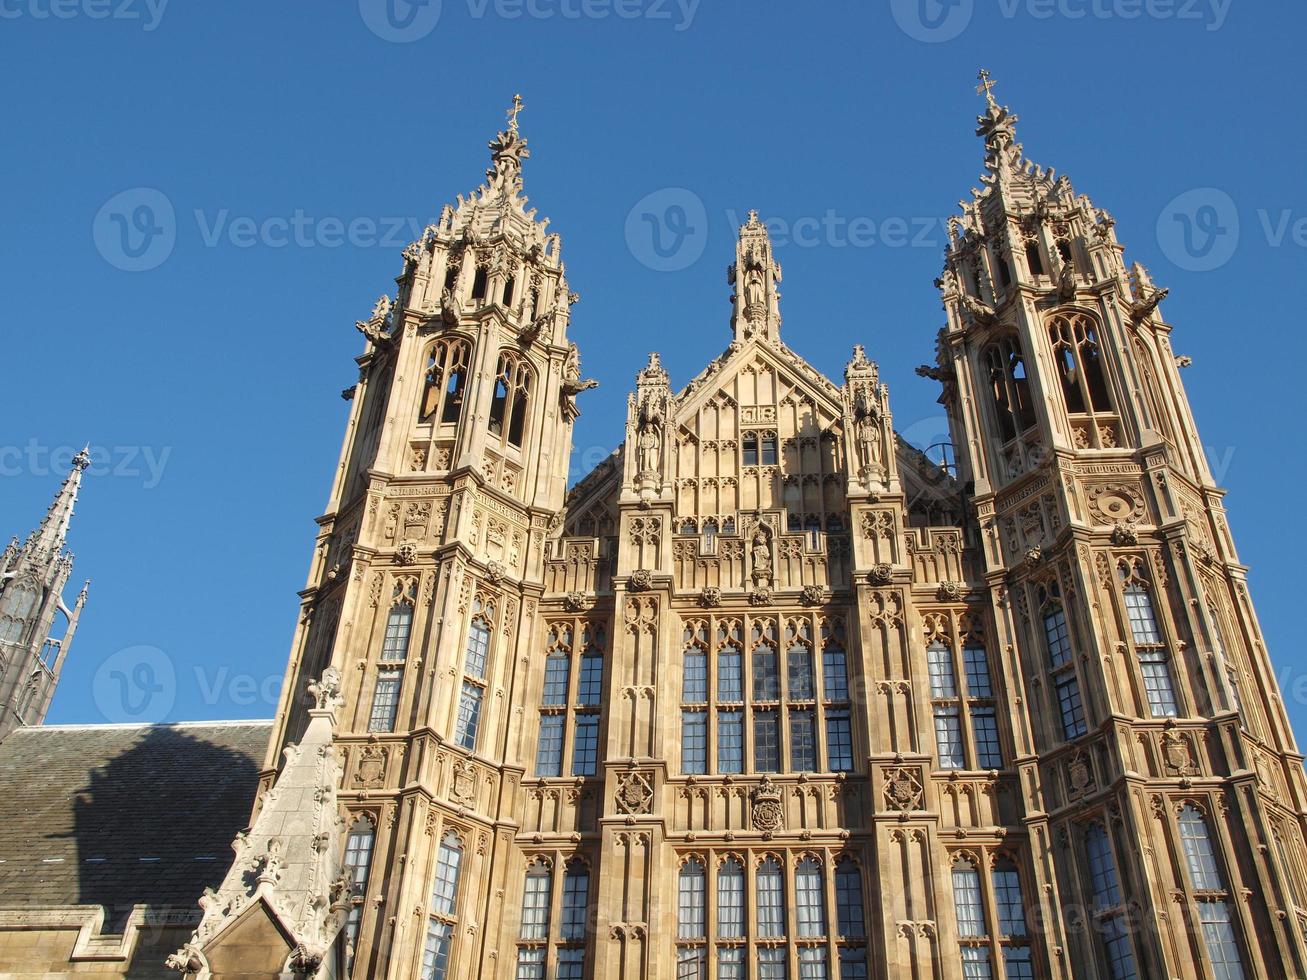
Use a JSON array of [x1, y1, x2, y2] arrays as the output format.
[[3, 1, 1305, 735]]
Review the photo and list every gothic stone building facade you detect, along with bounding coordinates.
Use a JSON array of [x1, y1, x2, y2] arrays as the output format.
[[3, 84, 1307, 980]]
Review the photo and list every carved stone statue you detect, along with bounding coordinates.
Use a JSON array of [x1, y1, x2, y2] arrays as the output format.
[[751, 528, 772, 585], [636, 393, 664, 478], [856, 408, 881, 468], [744, 268, 765, 309], [637, 423, 660, 475]]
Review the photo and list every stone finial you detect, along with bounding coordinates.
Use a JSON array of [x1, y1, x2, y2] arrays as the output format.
[[487, 95, 531, 190], [307, 667, 344, 712]]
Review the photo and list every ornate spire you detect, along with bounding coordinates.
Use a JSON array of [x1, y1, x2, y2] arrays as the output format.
[[27, 448, 90, 559], [974, 69, 1021, 169], [729, 211, 783, 344], [487, 93, 530, 193]]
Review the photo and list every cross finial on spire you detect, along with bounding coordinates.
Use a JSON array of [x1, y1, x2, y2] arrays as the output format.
[[507, 93, 524, 136], [977, 69, 999, 111]]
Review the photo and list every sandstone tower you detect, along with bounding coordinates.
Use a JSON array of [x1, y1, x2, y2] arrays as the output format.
[[0, 450, 89, 741], [168, 83, 1307, 980]]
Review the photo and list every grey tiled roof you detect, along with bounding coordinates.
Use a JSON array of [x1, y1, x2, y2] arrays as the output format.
[[0, 721, 271, 931]]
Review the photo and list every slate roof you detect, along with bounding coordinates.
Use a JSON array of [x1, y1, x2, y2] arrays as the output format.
[[0, 721, 271, 931]]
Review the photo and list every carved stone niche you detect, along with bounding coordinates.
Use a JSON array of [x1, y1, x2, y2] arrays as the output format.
[[751, 776, 784, 836]]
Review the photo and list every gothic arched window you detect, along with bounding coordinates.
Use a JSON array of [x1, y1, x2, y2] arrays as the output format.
[[454, 599, 493, 750], [0, 578, 41, 644], [756, 857, 786, 938], [701, 518, 718, 551], [380, 581, 415, 662], [984, 337, 1037, 443], [420, 339, 471, 425], [422, 831, 463, 980], [1025, 237, 1045, 277], [1119, 561, 1179, 718], [488, 352, 532, 449], [717, 857, 745, 939], [795, 857, 827, 938], [561, 861, 590, 941], [536, 619, 604, 778], [470, 265, 488, 302], [1049, 312, 1113, 417], [681, 622, 710, 775], [742, 431, 760, 467], [677, 859, 706, 940], [342, 815, 376, 972], [1177, 804, 1247, 977], [1039, 582, 1087, 741], [519, 860, 552, 940], [835, 858, 866, 939]]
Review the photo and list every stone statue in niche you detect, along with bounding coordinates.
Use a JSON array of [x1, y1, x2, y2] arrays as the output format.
[[751, 528, 773, 585], [636, 392, 665, 483], [853, 388, 884, 478], [637, 419, 660, 475], [744, 268, 765, 310]]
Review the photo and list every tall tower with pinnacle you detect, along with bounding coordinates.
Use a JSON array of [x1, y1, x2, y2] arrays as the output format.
[[922, 71, 1307, 980], [0, 450, 90, 741], [170, 97, 599, 979]]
